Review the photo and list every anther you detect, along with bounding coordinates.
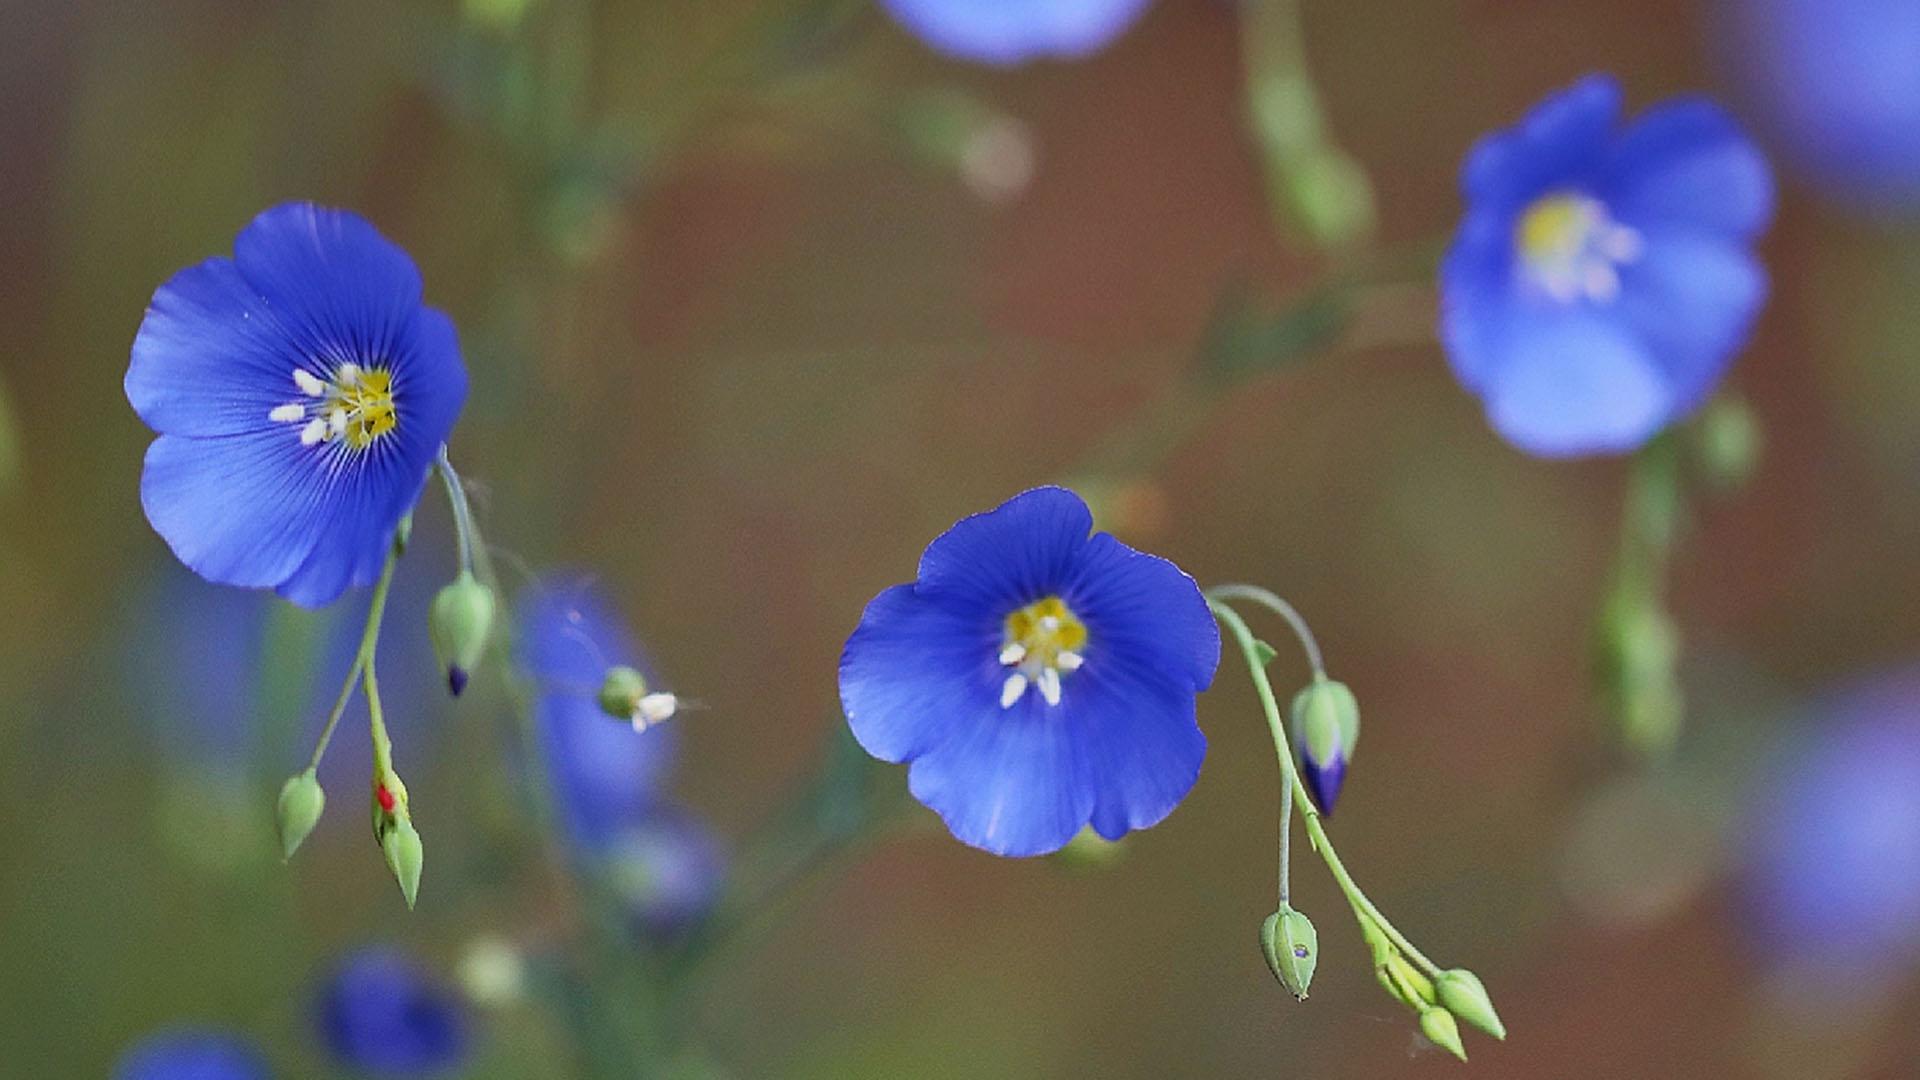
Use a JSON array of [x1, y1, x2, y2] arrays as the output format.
[[1000, 673, 1029, 709]]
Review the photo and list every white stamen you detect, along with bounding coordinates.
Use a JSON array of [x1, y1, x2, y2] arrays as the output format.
[[999, 642, 1027, 666], [1582, 263, 1621, 303], [1600, 224, 1644, 263], [299, 418, 327, 446], [336, 362, 361, 386], [1000, 673, 1029, 709], [1056, 650, 1084, 672], [328, 407, 349, 435], [268, 403, 306, 423], [633, 692, 678, 730], [293, 368, 326, 396], [1037, 667, 1062, 707], [1039, 615, 1061, 632]]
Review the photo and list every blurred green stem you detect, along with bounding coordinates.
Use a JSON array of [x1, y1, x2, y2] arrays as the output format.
[[302, 537, 403, 774], [1208, 592, 1440, 977]]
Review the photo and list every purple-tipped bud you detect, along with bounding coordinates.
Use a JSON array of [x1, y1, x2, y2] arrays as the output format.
[[1301, 747, 1348, 816], [447, 667, 469, 697]]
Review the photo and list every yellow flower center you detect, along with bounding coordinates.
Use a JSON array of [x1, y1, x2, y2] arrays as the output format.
[[271, 362, 399, 451], [1512, 191, 1643, 305], [998, 595, 1088, 709], [333, 368, 398, 449]]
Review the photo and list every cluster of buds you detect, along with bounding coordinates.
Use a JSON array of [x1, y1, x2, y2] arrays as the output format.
[[1371, 935, 1505, 1062], [372, 770, 424, 909], [597, 665, 679, 733]]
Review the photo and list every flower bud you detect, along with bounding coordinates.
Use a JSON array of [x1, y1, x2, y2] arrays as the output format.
[[598, 665, 650, 720], [1375, 950, 1436, 1011], [1694, 395, 1761, 492], [1290, 677, 1359, 813], [1419, 1006, 1468, 1062], [1259, 905, 1318, 1000], [276, 770, 326, 861], [382, 816, 424, 910], [1433, 968, 1505, 1040], [429, 572, 495, 697]]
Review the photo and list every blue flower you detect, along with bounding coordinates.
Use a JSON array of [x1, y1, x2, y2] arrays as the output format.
[[127, 203, 469, 607], [1718, 0, 1920, 212], [1439, 75, 1773, 458], [115, 1029, 268, 1080], [316, 946, 470, 1077], [839, 486, 1219, 857], [518, 576, 677, 852], [600, 808, 727, 939], [1739, 671, 1920, 1001], [880, 0, 1152, 66]]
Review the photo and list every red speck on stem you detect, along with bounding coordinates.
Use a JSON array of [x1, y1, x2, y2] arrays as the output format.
[[376, 784, 396, 813]]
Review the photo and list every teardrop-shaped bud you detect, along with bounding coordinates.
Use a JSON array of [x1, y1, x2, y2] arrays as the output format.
[[276, 770, 326, 861], [382, 817, 424, 910], [1259, 905, 1319, 1000], [429, 572, 495, 697], [1419, 1007, 1468, 1062], [1434, 968, 1505, 1040], [1290, 677, 1360, 813]]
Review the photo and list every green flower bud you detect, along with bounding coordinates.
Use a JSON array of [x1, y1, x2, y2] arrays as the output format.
[[1291, 677, 1360, 813], [1375, 950, 1436, 1011], [382, 816, 424, 910], [276, 770, 325, 861], [1434, 969, 1505, 1040], [1259, 905, 1318, 1000], [1419, 1007, 1468, 1062], [1694, 396, 1761, 492], [598, 665, 650, 720], [430, 572, 495, 697]]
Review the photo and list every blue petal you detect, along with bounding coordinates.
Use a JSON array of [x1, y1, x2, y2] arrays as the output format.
[[1603, 98, 1775, 239], [114, 1029, 269, 1080], [317, 947, 470, 1076], [906, 690, 1095, 856], [1613, 230, 1768, 414], [140, 431, 336, 590], [880, 0, 1152, 65], [126, 257, 313, 438], [601, 807, 728, 939], [1069, 657, 1206, 841], [1067, 532, 1219, 692], [915, 486, 1093, 612], [1438, 208, 1519, 395], [840, 584, 997, 763], [233, 203, 424, 363], [1461, 74, 1620, 209], [1481, 309, 1674, 458]]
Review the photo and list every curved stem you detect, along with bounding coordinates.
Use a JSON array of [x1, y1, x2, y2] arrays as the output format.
[[1208, 583, 1326, 675], [302, 540, 403, 773], [1208, 594, 1440, 976], [436, 446, 479, 578], [359, 538, 401, 774]]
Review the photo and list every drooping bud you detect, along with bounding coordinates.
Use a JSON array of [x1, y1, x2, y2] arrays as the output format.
[[276, 770, 326, 861], [598, 665, 650, 720], [382, 816, 424, 910], [1693, 395, 1761, 493], [1433, 969, 1505, 1040], [1419, 1007, 1468, 1062], [1259, 905, 1319, 1000], [429, 572, 495, 697], [1290, 677, 1360, 813]]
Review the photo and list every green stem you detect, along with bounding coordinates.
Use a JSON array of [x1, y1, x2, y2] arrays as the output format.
[[360, 538, 402, 775], [303, 540, 404, 773], [435, 446, 480, 578], [1207, 594, 1441, 977]]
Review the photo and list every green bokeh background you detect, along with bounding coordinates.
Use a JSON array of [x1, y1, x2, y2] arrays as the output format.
[[4, 1, 1919, 1076]]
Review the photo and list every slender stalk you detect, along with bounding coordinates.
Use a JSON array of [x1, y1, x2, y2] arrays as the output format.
[[1207, 583, 1326, 676], [435, 446, 480, 578], [359, 541, 402, 773], [1208, 595, 1440, 976], [302, 541, 402, 773]]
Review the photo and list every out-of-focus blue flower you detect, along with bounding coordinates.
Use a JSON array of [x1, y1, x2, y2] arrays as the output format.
[[839, 486, 1219, 857], [517, 577, 677, 852], [1717, 0, 1920, 212], [114, 1028, 268, 1080], [880, 0, 1152, 66], [1739, 670, 1920, 1000], [1439, 75, 1773, 458], [127, 203, 469, 607], [317, 946, 470, 1077], [601, 808, 727, 939]]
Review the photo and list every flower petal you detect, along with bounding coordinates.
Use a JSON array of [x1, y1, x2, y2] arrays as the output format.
[[1069, 658, 1207, 841], [1461, 74, 1620, 210], [126, 257, 312, 438], [840, 584, 996, 763], [880, 0, 1152, 65], [1482, 310, 1674, 458], [1067, 532, 1219, 692], [1614, 230, 1768, 414], [139, 432, 336, 591], [1603, 98, 1775, 239], [1438, 209, 1520, 395], [914, 486, 1093, 611], [906, 691, 1095, 857], [233, 203, 424, 367]]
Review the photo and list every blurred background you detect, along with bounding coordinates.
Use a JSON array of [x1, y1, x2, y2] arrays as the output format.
[[4, 0, 1920, 1076]]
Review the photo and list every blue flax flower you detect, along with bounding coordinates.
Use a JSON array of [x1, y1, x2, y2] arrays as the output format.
[[1718, 0, 1920, 212], [518, 577, 677, 852], [317, 946, 470, 1077], [1440, 75, 1773, 457], [1739, 670, 1920, 1002], [839, 486, 1219, 857], [127, 203, 468, 607], [881, 0, 1152, 66], [115, 1029, 268, 1080]]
